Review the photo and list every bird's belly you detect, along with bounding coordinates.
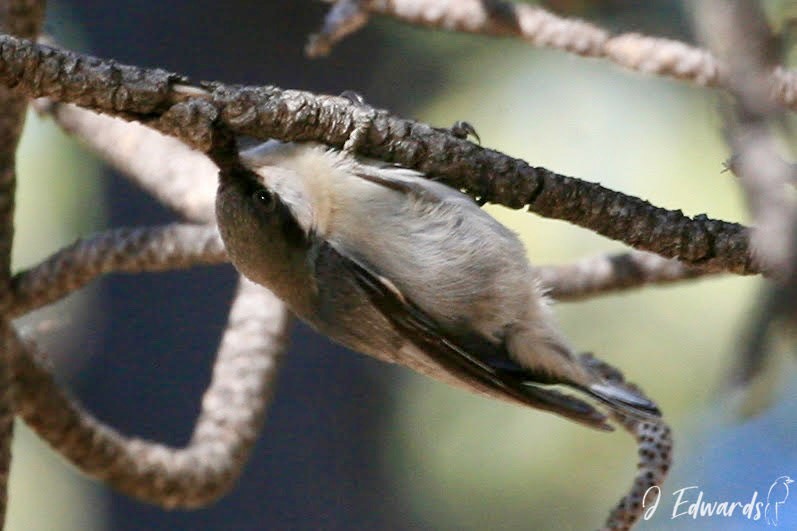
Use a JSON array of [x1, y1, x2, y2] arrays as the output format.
[[303, 300, 525, 408]]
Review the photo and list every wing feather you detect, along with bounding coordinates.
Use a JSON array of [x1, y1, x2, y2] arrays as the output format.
[[333, 242, 612, 431]]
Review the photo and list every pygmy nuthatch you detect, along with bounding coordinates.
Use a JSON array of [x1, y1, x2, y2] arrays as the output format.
[[215, 140, 660, 430]]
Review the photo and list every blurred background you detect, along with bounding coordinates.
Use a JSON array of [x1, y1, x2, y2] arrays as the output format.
[[7, 1, 797, 529]]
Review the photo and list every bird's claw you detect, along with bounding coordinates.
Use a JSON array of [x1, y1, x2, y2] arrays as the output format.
[[339, 90, 367, 106], [449, 120, 481, 144]]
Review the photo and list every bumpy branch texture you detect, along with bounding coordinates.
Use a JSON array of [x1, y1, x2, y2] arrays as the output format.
[[577, 353, 672, 531], [0, 5, 738, 531], [35, 101, 218, 223], [693, 1, 797, 386], [0, 4, 46, 270], [0, 0, 46, 524], [604, 417, 672, 531], [0, 34, 756, 275], [0, 6, 735, 530], [695, 2, 795, 277], [39, 98, 722, 301], [536, 250, 708, 301], [310, 0, 797, 112], [10, 224, 226, 317], [11, 278, 290, 508]]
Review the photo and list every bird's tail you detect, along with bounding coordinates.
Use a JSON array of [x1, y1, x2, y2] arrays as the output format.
[[585, 381, 661, 419], [579, 352, 661, 420]]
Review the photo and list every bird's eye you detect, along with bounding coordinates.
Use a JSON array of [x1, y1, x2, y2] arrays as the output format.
[[252, 188, 276, 213]]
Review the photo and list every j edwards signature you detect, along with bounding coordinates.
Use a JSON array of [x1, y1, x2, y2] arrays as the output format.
[[642, 476, 793, 526]]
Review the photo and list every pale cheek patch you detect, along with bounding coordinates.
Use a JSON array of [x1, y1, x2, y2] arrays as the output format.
[[252, 147, 343, 238]]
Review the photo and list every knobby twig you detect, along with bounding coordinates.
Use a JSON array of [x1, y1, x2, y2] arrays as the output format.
[[0, 0, 46, 524], [37, 98, 722, 303], [10, 277, 290, 508], [15, 94, 712, 526], [33, 100, 218, 223], [0, 26, 298, 512], [695, 2, 795, 276], [10, 223, 226, 317], [0, 6, 768, 527], [309, 0, 797, 112], [0, 34, 757, 275], [536, 250, 710, 302], [693, 1, 797, 385], [578, 354, 672, 531], [603, 418, 672, 531]]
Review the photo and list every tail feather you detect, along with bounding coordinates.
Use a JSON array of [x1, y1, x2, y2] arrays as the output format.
[[486, 353, 660, 422], [586, 381, 661, 419]]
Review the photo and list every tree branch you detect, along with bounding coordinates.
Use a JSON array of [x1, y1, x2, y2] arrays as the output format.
[[693, 1, 797, 386], [695, 2, 794, 276], [34, 100, 218, 223], [10, 224, 226, 317], [605, 416, 672, 530], [536, 250, 711, 301], [0, 34, 758, 275], [309, 0, 797, 112], [0, 9, 711, 528], [577, 353, 672, 530], [34, 99, 727, 302], [10, 277, 289, 508], [0, 0, 46, 524]]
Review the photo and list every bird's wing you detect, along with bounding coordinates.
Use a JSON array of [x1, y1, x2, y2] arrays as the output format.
[[330, 241, 612, 431], [353, 164, 477, 207]]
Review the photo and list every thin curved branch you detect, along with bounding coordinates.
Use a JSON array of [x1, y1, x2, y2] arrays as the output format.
[[34, 100, 218, 223], [577, 353, 672, 530], [11, 277, 289, 508], [604, 416, 672, 530], [0, 0, 46, 524], [10, 223, 227, 317], [310, 0, 797, 112], [694, 1, 797, 386], [4, 16, 679, 526], [0, 34, 758, 275], [536, 251, 711, 302], [24, 101, 722, 305], [695, 2, 795, 277]]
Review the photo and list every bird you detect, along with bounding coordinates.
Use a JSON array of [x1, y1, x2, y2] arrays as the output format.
[[214, 139, 661, 431], [765, 475, 793, 526]]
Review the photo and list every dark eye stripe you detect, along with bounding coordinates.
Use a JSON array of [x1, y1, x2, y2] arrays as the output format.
[[252, 188, 276, 213], [246, 185, 309, 246]]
